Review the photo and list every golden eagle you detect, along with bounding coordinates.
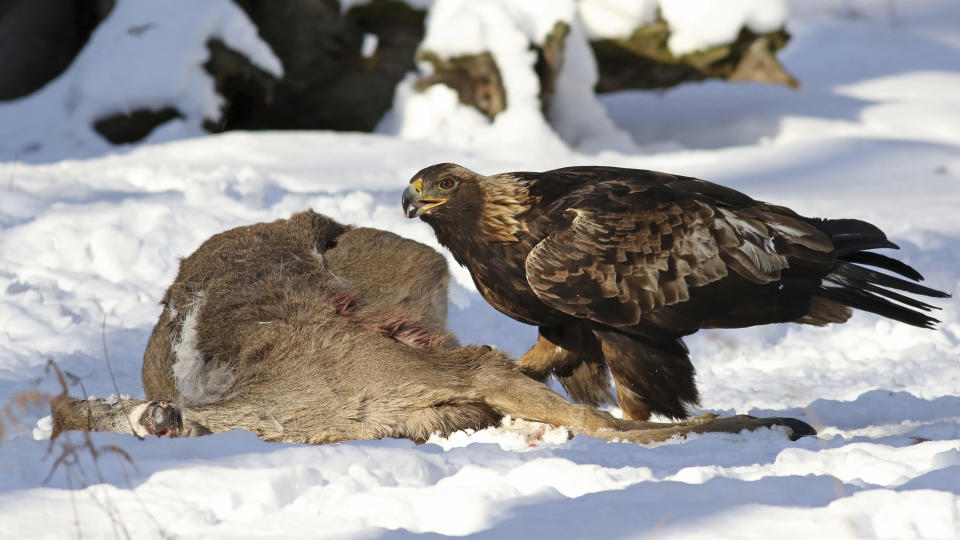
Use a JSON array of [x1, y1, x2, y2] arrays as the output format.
[[402, 164, 950, 420]]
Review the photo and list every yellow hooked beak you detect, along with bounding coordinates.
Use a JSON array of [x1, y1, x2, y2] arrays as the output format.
[[402, 179, 447, 218]]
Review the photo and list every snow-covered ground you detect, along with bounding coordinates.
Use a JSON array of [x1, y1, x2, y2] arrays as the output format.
[[2, 0, 960, 538]]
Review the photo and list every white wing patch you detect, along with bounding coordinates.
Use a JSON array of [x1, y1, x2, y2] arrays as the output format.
[[718, 208, 789, 279], [170, 291, 236, 407]]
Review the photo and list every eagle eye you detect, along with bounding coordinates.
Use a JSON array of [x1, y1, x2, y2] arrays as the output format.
[[438, 177, 455, 190]]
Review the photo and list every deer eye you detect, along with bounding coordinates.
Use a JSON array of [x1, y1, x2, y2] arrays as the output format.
[[438, 178, 454, 190]]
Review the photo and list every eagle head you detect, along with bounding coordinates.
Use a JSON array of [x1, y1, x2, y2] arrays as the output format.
[[402, 163, 484, 222], [403, 163, 533, 244]]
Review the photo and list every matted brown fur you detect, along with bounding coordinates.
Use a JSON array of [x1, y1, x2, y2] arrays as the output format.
[[52, 211, 812, 444]]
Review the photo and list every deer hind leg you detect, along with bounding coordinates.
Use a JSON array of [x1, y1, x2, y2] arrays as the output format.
[[579, 415, 816, 443], [472, 363, 815, 442], [474, 364, 670, 433]]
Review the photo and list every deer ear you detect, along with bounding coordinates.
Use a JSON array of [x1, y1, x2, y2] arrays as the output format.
[[304, 210, 348, 252]]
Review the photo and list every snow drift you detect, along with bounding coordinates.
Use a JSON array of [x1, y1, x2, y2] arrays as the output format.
[[1, 0, 959, 538]]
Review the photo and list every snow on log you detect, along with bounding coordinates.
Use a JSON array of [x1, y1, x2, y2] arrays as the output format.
[[0, 0, 796, 158]]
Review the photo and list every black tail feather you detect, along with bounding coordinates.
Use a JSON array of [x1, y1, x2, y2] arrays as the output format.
[[839, 251, 924, 281], [832, 261, 950, 299], [809, 218, 951, 330], [818, 286, 941, 329], [854, 281, 939, 312], [810, 218, 899, 254]]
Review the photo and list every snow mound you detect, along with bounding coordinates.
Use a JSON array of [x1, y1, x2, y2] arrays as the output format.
[[661, 0, 788, 55], [0, 0, 280, 163], [383, 0, 636, 156], [578, 0, 660, 40]]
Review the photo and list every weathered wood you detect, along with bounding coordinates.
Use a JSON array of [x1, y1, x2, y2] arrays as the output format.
[[0, 0, 113, 101], [414, 19, 797, 123], [219, 0, 426, 132], [93, 108, 182, 144], [535, 21, 570, 115], [592, 25, 798, 92], [415, 51, 506, 119]]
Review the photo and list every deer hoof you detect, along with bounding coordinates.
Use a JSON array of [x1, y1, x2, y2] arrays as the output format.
[[777, 417, 817, 441], [140, 400, 184, 437]]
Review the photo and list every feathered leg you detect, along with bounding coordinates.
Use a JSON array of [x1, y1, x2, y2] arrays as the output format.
[[595, 329, 699, 420], [516, 326, 616, 408]]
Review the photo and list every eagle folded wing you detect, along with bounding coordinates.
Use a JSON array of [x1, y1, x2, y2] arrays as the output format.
[[524, 185, 833, 327]]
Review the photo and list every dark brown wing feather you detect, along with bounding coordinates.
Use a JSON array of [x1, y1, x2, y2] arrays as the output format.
[[524, 173, 835, 327]]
